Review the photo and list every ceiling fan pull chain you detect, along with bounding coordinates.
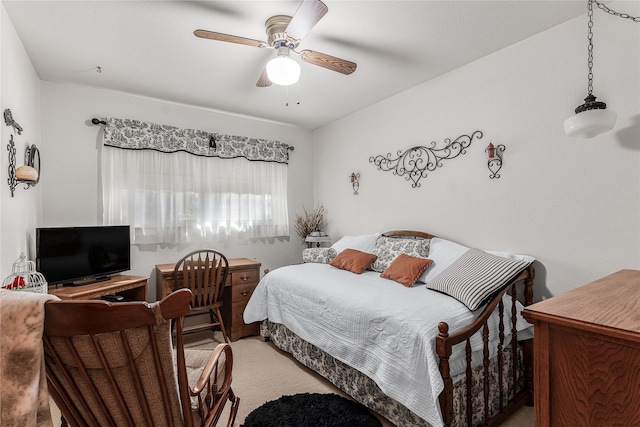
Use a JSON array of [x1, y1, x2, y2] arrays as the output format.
[[297, 80, 301, 105]]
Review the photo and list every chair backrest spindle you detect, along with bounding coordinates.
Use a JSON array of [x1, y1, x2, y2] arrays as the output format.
[[173, 249, 230, 342]]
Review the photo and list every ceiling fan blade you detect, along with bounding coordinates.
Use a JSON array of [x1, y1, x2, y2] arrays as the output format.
[[194, 29, 267, 48], [299, 50, 357, 75], [285, 0, 328, 40], [256, 69, 272, 87]]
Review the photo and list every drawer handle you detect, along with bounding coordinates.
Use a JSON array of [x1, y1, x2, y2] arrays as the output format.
[[240, 290, 249, 297], [240, 275, 249, 281]]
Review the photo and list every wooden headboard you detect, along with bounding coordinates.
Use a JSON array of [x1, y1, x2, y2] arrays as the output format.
[[382, 230, 436, 240]]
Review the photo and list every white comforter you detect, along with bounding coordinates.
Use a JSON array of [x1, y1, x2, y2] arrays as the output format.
[[243, 263, 532, 427]]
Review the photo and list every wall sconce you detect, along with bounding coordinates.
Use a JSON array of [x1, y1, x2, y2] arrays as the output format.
[[350, 172, 360, 195], [305, 231, 331, 248], [5, 109, 40, 197], [485, 143, 505, 179], [7, 140, 41, 197]]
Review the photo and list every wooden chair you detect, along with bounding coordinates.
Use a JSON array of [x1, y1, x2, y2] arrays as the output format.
[[173, 250, 230, 343], [43, 289, 240, 427]]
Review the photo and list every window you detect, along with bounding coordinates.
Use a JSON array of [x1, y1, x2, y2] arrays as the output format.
[[101, 144, 289, 245]]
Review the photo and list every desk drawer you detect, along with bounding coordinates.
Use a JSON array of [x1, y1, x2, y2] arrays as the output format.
[[230, 283, 257, 303], [231, 268, 258, 286], [231, 301, 252, 326]]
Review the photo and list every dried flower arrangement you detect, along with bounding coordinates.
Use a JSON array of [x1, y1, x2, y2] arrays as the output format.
[[294, 205, 327, 241]]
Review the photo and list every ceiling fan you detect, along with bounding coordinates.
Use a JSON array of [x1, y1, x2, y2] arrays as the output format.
[[194, 0, 357, 87]]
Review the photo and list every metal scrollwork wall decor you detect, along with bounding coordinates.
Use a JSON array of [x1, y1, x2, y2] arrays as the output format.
[[369, 130, 483, 188], [7, 135, 17, 197]]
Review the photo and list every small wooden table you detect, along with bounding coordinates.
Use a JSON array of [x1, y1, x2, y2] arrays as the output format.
[[48, 275, 148, 301], [155, 258, 261, 341], [522, 269, 640, 427]]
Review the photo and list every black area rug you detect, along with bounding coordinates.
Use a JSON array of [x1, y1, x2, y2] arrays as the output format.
[[241, 393, 382, 427]]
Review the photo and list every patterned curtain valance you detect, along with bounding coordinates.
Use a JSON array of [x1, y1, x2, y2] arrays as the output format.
[[103, 117, 291, 164]]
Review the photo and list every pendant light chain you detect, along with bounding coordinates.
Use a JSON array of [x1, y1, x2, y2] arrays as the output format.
[[586, 0, 640, 97], [594, 0, 640, 22], [587, 0, 594, 96]]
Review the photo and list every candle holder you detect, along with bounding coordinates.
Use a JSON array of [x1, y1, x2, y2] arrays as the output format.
[[485, 143, 505, 179], [350, 172, 360, 195]]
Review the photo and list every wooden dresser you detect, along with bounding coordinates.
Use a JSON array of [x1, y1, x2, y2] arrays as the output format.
[[522, 269, 640, 426], [155, 258, 261, 341]]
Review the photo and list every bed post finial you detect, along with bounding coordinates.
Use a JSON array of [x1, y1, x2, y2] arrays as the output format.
[[438, 322, 449, 337]]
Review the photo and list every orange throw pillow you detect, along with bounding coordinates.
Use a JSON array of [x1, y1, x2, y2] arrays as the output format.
[[381, 253, 434, 287], [329, 248, 378, 274]]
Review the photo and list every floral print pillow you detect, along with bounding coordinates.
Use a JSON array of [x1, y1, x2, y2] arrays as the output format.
[[370, 236, 430, 272], [303, 247, 337, 264]]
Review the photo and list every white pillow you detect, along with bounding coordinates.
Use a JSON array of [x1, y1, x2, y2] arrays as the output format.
[[419, 238, 469, 283], [485, 250, 535, 264], [419, 238, 535, 283], [331, 233, 381, 255]]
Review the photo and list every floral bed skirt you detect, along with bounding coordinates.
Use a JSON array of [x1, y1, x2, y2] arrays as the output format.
[[262, 320, 525, 427]]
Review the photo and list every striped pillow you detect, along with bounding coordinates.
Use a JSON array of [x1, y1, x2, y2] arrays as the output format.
[[426, 248, 531, 310]]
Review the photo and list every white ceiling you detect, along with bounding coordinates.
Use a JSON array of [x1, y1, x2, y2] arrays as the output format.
[[3, 0, 586, 129]]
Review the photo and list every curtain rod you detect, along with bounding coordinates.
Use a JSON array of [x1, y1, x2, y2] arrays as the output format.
[[89, 117, 294, 151]]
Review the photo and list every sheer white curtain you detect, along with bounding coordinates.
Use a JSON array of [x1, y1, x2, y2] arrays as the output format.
[[102, 146, 289, 244]]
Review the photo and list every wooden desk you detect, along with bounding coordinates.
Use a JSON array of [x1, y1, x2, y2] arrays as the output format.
[[155, 258, 261, 341], [522, 269, 640, 427], [48, 275, 148, 301]]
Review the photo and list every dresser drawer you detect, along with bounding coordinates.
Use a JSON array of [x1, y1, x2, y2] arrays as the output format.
[[230, 283, 257, 303], [231, 268, 258, 286]]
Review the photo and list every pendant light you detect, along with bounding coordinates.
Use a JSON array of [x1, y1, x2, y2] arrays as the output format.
[[563, 0, 616, 138]]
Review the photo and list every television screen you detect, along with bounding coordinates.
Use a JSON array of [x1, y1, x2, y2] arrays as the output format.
[[36, 225, 131, 285]]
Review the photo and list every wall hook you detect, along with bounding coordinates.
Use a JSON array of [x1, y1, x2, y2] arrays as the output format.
[[4, 109, 23, 135]]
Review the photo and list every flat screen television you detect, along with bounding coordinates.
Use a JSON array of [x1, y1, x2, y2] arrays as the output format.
[[36, 225, 131, 286]]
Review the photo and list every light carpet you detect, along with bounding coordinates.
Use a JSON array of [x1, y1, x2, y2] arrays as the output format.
[[49, 330, 536, 426], [184, 332, 535, 427]]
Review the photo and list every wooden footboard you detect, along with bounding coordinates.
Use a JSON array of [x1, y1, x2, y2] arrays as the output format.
[[436, 265, 535, 427]]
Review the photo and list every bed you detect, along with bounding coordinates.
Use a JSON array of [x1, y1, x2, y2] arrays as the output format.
[[243, 230, 535, 427]]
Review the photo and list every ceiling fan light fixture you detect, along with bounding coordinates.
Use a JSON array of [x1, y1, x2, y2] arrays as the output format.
[[195, 1, 357, 89], [266, 51, 301, 86]]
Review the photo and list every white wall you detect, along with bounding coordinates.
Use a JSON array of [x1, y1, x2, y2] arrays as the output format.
[[39, 82, 314, 301], [4, 2, 639, 302], [0, 4, 42, 278], [313, 4, 640, 300]]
